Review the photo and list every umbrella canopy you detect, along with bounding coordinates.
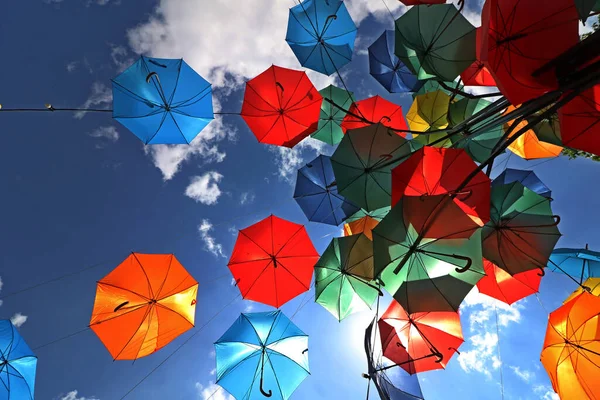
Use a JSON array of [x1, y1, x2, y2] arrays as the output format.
[[548, 246, 600, 285], [331, 123, 414, 211], [558, 85, 600, 157], [343, 207, 391, 240], [241, 65, 322, 148], [541, 292, 600, 400], [564, 277, 600, 303], [395, 4, 476, 81], [406, 90, 453, 147], [414, 80, 464, 99], [460, 28, 497, 87], [311, 85, 354, 145], [286, 0, 357, 75], [401, 0, 446, 4], [368, 30, 423, 93], [575, 0, 600, 22], [112, 56, 214, 144], [373, 198, 485, 313], [340, 95, 409, 135], [0, 320, 37, 400], [480, 0, 579, 105], [314, 234, 380, 321], [228, 215, 319, 308], [294, 155, 360, 226], [378, 300, 463, 374], [504, 106, 563, 160], [492, 168, 551, 198], [89, 253, 198, 360], [215, 311, 309, 400], [476, 259, 542, 305], [482, 182, 561, 275]]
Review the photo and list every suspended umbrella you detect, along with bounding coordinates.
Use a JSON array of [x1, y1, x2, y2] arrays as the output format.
[[378, 300, 463, 374], [529, 110, 563, 148], [368, 30, 423, 93], [314, 234, 381, 321], [480, 0, 579, 105], [343, 207, 391, 240], [564, 277, 600, 303], [373, 198, 485, 313], [215, 311, 309, 400], [241, 65, 322, 148], [294, 154, 360, 226], [548, 246, 600, 285], [558, 85, 600, 157], [400, 0, 446, 4], [395, 4, 476, 82], [406, 90, 453, 147], [492, 168, 552, 199], [575, 0, 600, 22], [394, 30, 436, 81], [414, 80, 464, 99], [476, 259, 542, 305], [482, 182, 561, 275], [460, 28, 497, 87], [340, 95, 409, 136], [0, 320, 37, 400], [286, 0, 357, 76], [89, 253, 198, 360], [112, 56, 214, 144], [228, 215, 319, 308], [331, 123, 414, 211], [311, 85, 354, 145], [504, 105, 563, 160], [541, 292, 600, 400]]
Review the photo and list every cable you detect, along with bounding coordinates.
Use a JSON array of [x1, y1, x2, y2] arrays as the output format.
[[493, 305, 505, 400]]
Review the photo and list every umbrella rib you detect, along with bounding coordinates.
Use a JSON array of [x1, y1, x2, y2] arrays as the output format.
[[111, 79, 163, 108], [245, 82, 279, 112], [277, 259, 311, 291], [171, 84, 212, 109], [112, 305, 153, 361], [240, 231, 272, 257]]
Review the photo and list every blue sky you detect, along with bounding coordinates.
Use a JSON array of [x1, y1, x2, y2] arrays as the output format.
[[1, 0, 599, 399]]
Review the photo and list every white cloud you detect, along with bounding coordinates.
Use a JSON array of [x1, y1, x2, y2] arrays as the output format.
[[88, 126, 119, 142], [185, 172, 223, 205], [510, 366, 534, 383], [239, 192, 255, 205], [198, 219, 225, 258], [66, 62, 78, 72], [269, 137, 329, 183], [10, 313, 28, 328], [74, 82, 112, 119], [457, 331, 500, 378], [195, 382, 233, 400], [534, 385, 559, 400], [243, 303, 254, 313], [59, 390, 99, 400], [209, 368, 216, 376], [109, 44, 135, 72]]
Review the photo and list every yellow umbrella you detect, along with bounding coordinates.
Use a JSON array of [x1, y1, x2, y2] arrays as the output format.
[[564, 277, 600, 304], [406, 90, 453, 147]]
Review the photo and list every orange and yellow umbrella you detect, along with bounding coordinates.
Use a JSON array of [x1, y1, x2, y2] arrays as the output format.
[[90, 253, 198, 360], [564, 277, 600, 304], [343, 207, 390, 240], [504, 105, 562, 160], [541, 292, 600, 400]]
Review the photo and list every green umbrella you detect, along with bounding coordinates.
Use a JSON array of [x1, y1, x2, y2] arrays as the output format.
[[372, 197, 485, 313], [482, 182, 561, 275], [315, 234, 381, 321], [528, 111, 562, 147], [395, 4, 476, 82], [414, 80, 464, 100], [575, 0, 600, 23], [394, 29, 436, 80], [346, 206, 391, 223], [311, 85, 354, 145], [331, 123, 414, 211]]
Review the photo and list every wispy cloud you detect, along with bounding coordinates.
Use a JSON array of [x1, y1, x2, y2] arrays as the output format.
[[66, 61, 78, 73], [198, 219, 225, 258], [10, 313, 28, 328], [185, 172, 223, 205], [533, 384, 559, 400], [58, 390, 99, 400], [74, 83, 112, 119], [195, 381, 233, 400], [88, 126, 119, 144], [240, 192, 255, 205], [109, 44, 135, 72], [510, 366, 534, 383], [269, 137, 330, 183]]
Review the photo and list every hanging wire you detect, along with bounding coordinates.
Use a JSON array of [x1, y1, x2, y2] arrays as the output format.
[[493, 304, 505, 400]]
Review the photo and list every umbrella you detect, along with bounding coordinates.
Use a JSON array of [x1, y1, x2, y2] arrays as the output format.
[[558, 85, 600, 157], [331, 123, 414, 211], [414, 80, 464, 99], [294, 154, 360, 226], [228, 215, 319, 308], [492, 168, 551, 199], [476, 259, 542, 305], [395, 4, 476, 81], [540, 292, 600, 400], [575, 0, 600, 22], [343, 207, 391, 240], [286, 0, 357, 75], [311, 85, 354, 145], [548, 246, 600, 285], [373, 198, 485, 313], [314, 234, 381, 321], [480, 0, 579, 105], [0, 320, 37, 400], [112, 56, 213, 144], [215, 311, 309, 400], [89, 253, 198, 360], [460, 28, 497, 87], [368, 30, 423, 93], [406, 90, 453, 147], [401, 0, 446, 4], [504, 106, 563, 160], [482, 182, 561, 275], [241, 65, 322, 147], [564, 277, 600, 303], [378, 300, 463, 374], [340, 95, 409, 135]]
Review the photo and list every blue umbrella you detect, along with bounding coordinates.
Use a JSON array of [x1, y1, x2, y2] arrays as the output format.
[[215, 311, 309, 400], [294, 155, 360, 226], [0, 320, 37, 400], [492, 168, 552, 198], [286, 0, 357, 75], [368, 30, 423, 93], [112, 56, 214, 144], [548, 246, 600, 285]]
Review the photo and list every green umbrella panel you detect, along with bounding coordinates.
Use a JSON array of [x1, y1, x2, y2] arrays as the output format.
[[414, 80, 464, 100], [394, 28, 436, 80], [527, 110, 562, 147], [311, 85, 354, 145], [346, 206, 391, 223], [575, 0, 600, 23], [315, 234, 381, 321]]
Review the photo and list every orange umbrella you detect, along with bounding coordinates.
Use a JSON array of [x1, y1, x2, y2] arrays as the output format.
[[504, 105, 562, 160], [541, 292, 600, 400], [89, 253, 198, 360], [476, 259, 542, 305], [343, 216, 379, 240]]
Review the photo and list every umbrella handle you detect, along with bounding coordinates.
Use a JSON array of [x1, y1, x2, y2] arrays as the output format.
[[302, 348, 308, 354], [537, 266, 546, 277], [434, 351, 444, 363], [361, 373, 370, 380], [583, 285, 592, 293], [379, 116, 391, 123], [451, 189, 472, 201], [552, 215, 561, 226], [234, 278, 241, 287], [114, 301, 129, 312], [448, 347, 460, 355], [260, 375, 272, 398], [396, 342, 405, 348], [146, 72, 159, 84], [453, 254, 472, 273]]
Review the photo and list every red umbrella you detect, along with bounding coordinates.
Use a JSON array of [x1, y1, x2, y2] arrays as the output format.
[[476, 259, 542, 305], [228, 215, 319, 308], [391, 147, 491, 238], [558, 85, 600, 157], [340, 95, 408, 137], [480, 0, 579, 105], [241, 65, 323, 147], [378, 300, 463, 374], [460, 28, 496, 87]]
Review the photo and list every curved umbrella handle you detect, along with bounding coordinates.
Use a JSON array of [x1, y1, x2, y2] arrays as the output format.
[[434, 351, 444, 363], [396, 342, 405, 348], [302, 348, 309, 354], [361, 373, 370, 380], [146, 72, 160, 84], [583, 285, 592, 293], [260, 376, 272, 398], [275, 82, 284, 93], [552, 215, 561, 226], [114, 301, 130, 312], [453, 254, 472, 273], [379, 115, 391, 123], [537, 266, 546, 277], [448, 347, 461, 355]]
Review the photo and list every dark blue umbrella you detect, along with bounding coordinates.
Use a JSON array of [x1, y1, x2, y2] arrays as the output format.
[[0, 320, 37, 400], [294, 155, 360, 226], [112, 56, 214, 144], [492, 168, 552, 198], [368, 30, 423, 93], [286, 0, 357, 76]]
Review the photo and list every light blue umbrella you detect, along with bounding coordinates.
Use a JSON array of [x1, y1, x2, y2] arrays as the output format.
[[0, 320, 37, 400], [215, 311, 309, 400], [548, 246, 600, 285], [492, 168, 552, 199]]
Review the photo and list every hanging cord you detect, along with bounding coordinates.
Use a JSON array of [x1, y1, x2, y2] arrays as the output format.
[[0, 106, 238, 115], [493, 304, 505, 400]]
